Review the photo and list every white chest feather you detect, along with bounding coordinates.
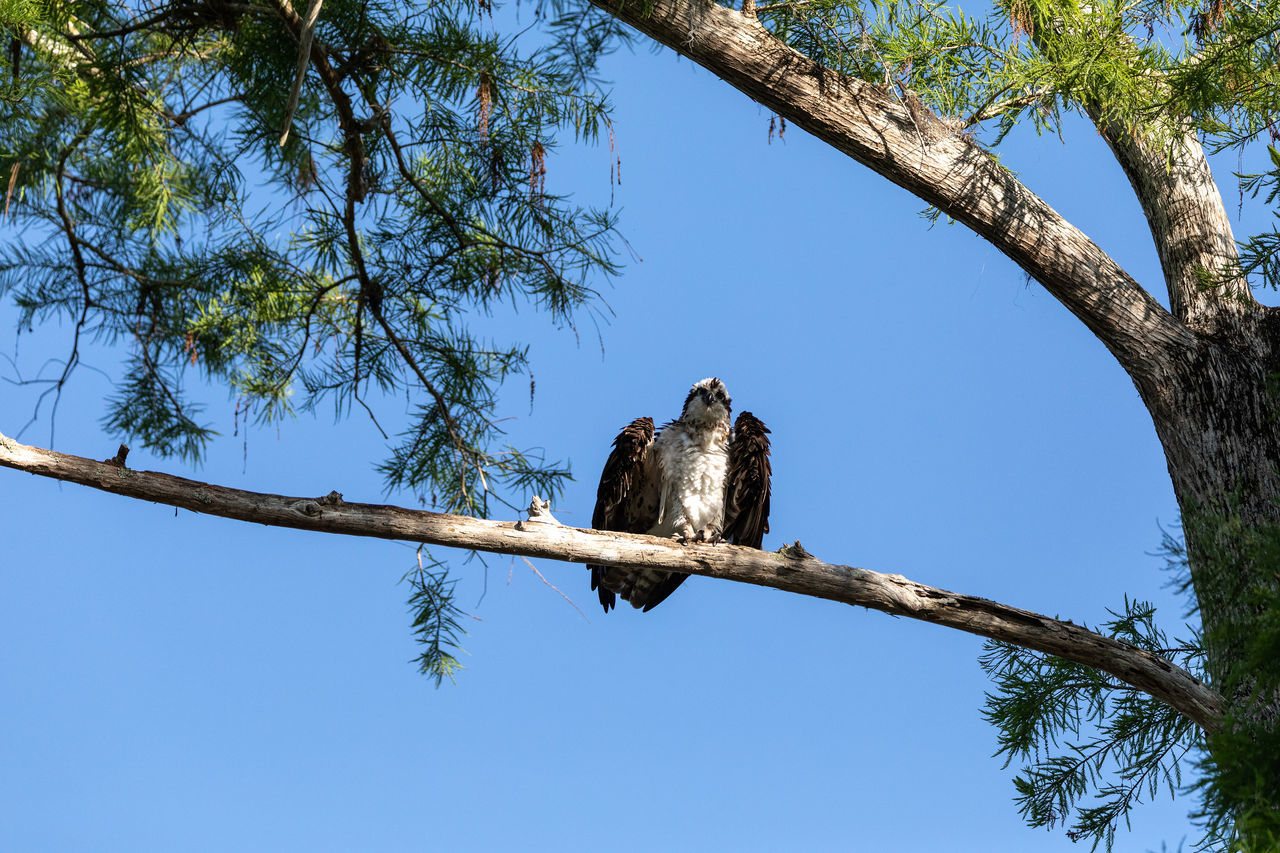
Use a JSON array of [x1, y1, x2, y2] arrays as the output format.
[[651, 420, 729, 536]]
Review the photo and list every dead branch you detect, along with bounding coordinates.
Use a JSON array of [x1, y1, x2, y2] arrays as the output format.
[[0, 429, 1224, 732]]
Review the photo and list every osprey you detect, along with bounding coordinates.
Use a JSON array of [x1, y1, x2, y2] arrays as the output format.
[[589, 377, 773, 612]]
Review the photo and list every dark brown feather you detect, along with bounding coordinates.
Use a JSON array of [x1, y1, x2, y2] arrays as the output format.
[[723, 411, 772, 549], [588, 417, 655, 612], [640, 572, 689, 612]]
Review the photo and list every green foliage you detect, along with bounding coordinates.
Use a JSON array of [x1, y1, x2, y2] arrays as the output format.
[[1236, 147, 1280, 292], [980, 599, 1205, 850], [1174, 511, 1280, 850], [0, 0, 38, 28], [754, 0, 1280, 148], [0, 0, 625, 516], [0, 1, 628, 688], [983, 511, 1280, 851], [743, 6, 1280, 835], [406, 549, 469, 687], [753, 0, 1280, 300]]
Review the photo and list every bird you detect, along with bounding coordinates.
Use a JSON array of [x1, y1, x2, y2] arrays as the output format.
[[588, 377, 772, 612]]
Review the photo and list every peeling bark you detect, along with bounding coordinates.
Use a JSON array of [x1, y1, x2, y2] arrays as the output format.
[[0, 430, 1225, 732]]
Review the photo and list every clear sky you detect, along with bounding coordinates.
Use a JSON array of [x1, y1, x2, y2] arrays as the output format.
[[3, 11, 1270, 852]]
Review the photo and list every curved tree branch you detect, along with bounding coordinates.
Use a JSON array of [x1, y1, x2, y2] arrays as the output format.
[[0, 429, 1225, 732], [1095, 129, 1250, 334], [586, 0, 1198, 380]]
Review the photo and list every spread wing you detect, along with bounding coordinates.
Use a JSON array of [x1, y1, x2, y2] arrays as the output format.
[[588, 417, 656, 612], [723, 411, 772, 549]]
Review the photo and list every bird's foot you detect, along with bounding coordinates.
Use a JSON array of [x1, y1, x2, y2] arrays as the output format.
[[673, 522, 696, 544], [674, 525, 722, 544], [695, 525, 723, 545]]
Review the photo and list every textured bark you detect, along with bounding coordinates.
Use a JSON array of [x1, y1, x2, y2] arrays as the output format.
[[1056, 43, 1280, 713], [587, 0, 1196, 380], [1043, 3, 1280, 778], [0, 429, 1225, 731], [1141, 334, 1280, 742], [1089, 120, 1280, 713], [1098, 132, 1252, 331], [1040, 9, 1254, 332]]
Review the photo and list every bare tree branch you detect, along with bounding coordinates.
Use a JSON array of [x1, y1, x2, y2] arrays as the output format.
[[586, 0, 1198, 380], [0, 429, 1225, 732], [1088, 121, 1257, 339]]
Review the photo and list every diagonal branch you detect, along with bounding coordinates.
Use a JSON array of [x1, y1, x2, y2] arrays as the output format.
[[267, 0, 366, 202], [587, 0, 1198, 380], [0, 429, 1225, 732]]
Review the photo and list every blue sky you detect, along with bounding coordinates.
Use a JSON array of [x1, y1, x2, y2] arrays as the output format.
[[3, 11, 1270, 852]]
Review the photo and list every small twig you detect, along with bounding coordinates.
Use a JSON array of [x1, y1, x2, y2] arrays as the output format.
[[368, 306, 470, 479], [4, 161, 18, 217], [352, 390, 389, 439], [43, 135, 94, 446], [62, 7, 186, 41], [521, 556, 589, 622], [755, 0, 818, 12], [166, 93, 247, 127], [965, 86, 1055, 127], [267, 0, 365, 202]]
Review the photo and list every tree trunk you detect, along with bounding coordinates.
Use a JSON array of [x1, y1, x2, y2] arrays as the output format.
[[1070, 18, 1280, 833], [1142, 321, 1280, 841], [1093, 104, 1280, 716], [1144, 311, 1280, 700]]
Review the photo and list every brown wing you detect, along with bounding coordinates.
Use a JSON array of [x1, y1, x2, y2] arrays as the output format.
[[638, 571, 688, 612], [723, 411, 772, 549], [589, 417, 655, 612]]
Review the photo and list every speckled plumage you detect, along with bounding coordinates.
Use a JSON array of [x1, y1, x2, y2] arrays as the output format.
[[588, 378, 772, 612]]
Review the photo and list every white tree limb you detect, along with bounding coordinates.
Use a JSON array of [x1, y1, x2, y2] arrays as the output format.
[[0, 429, 1225, 732]]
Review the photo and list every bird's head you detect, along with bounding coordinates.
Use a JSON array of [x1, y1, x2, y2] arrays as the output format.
[[682, 377, 731, 425]]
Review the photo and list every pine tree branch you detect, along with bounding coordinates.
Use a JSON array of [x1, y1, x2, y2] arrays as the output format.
[[585, 0, 1198, 380], [0, 429, 1225, 733]]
